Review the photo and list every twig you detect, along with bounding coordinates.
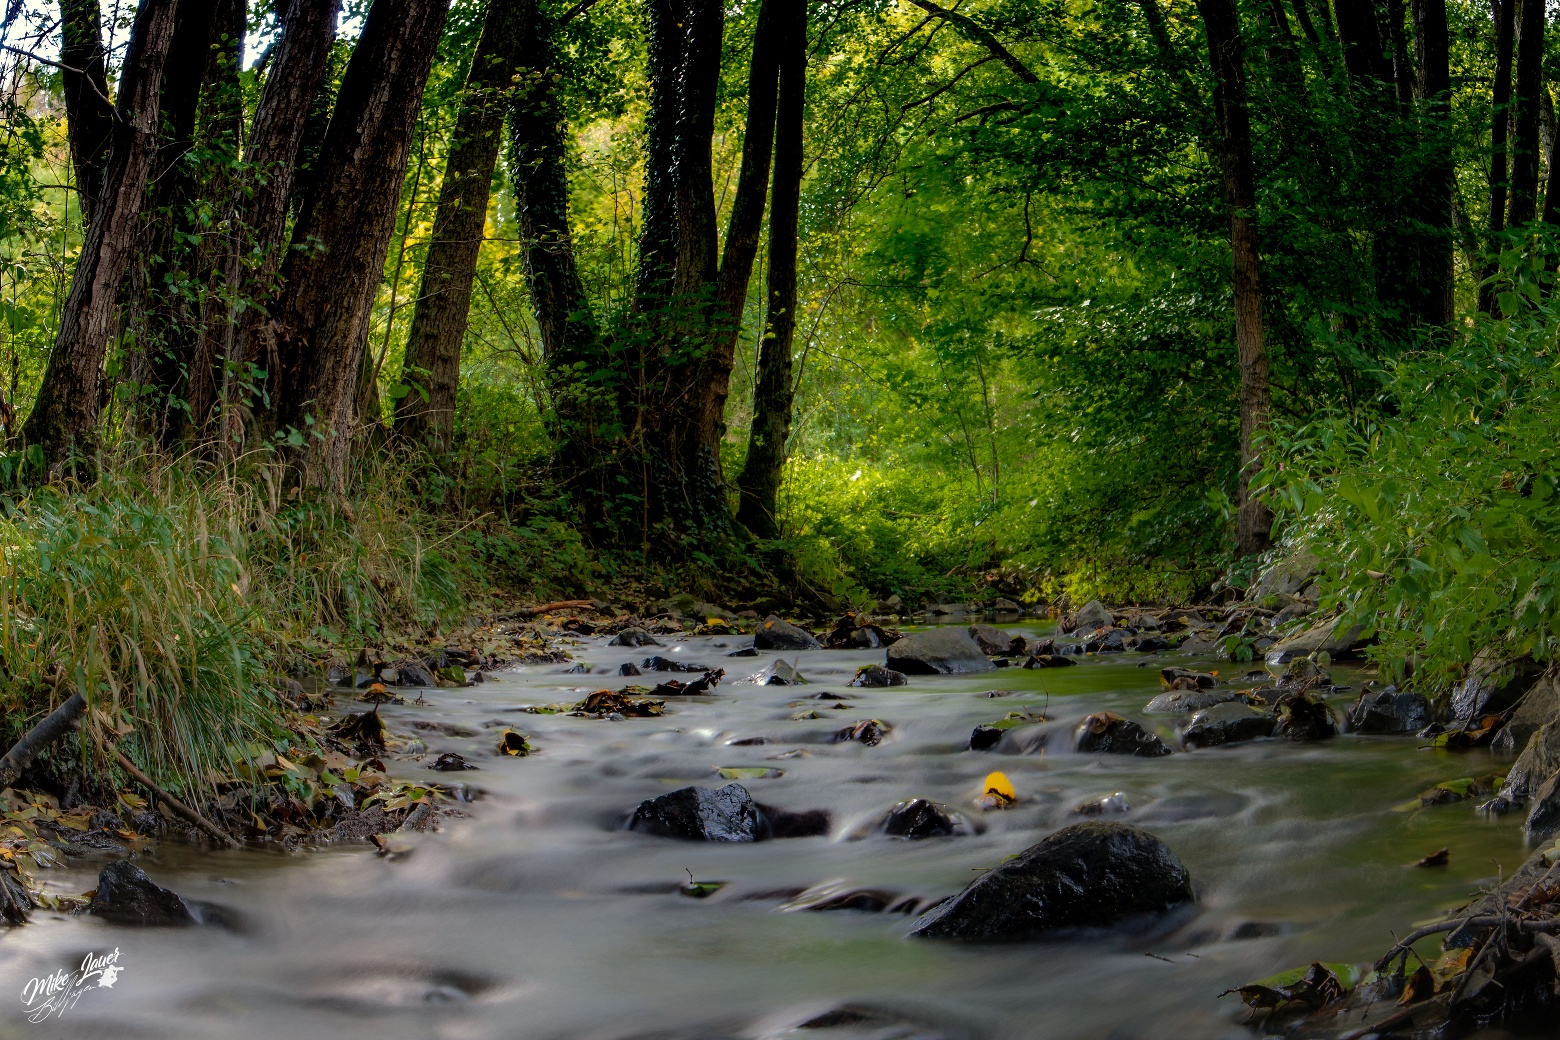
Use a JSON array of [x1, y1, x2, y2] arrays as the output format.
[[112, 750, 239, 849]]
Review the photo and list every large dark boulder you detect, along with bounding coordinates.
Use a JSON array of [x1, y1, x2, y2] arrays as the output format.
[[1495, 673, 1560, 755], [626, 783, 766, 842], [1347, 688, 1432, 734], [908, 822, 1193, 940], [753, 615, 822, 651], [88, 862, 196, 926], [885, 628, 994, 675], [1181, 702, 1274, 749]]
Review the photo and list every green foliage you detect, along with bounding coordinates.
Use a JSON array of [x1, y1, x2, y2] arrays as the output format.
[[1263, 285, 1560, 688]]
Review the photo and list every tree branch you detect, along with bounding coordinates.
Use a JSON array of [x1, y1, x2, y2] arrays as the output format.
[[901, 0, 1037, 84]]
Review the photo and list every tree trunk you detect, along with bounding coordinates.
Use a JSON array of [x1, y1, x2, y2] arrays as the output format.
[[172, 0, 246, 444], [1384, 0, 1414, 108], [394, 0, 527, 451], [258, 0, 450, 490], [633, 0, 732, 537], [735, 0, 805, 541], [1197, 0, 1272, 557], [1412, 0, 1453, 327], [1482, 0, 1515, 313], [219, 0, 341, 445], [1507, 0, 1544, 227], [123, 0, 221, 445], [58, 0, 115, 223], [20, 0, 181, 474], [506, 0, 609, 489], [632, 0, 686, 316], [1333, 0, 1391, 85]]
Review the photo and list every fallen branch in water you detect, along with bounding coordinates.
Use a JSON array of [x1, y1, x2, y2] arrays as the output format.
[[112, 750, 240, 849], [0, 694, 86, 790]]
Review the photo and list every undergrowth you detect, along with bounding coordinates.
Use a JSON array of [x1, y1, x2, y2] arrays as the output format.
[[0, 446, 592, 798]]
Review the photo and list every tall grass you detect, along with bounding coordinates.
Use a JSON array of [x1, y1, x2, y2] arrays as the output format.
[[0, 450, 495, 798]]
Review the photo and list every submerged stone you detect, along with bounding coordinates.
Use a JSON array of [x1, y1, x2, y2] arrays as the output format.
[[908, 822, 1193, 940]]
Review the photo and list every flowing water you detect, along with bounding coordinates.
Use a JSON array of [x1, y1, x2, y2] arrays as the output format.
[[0, 625, 1538, 1040]]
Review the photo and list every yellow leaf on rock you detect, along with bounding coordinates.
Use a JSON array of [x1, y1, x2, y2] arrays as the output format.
[[983, 771, 1016, 800]]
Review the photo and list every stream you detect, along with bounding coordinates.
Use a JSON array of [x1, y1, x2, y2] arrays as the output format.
[[0, 624, 1539, 1040]]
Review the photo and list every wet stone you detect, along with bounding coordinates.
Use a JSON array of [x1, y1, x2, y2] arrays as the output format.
[[1144, 689, 1239, 714], [969, 725, 1003, 751], [753, 616, 822, 651], [1347, 688, 1432, 734], [625, 783, 766, 842], [608, 628, 662, 648], [641, 655, 709, 673], [88, 862, 197, 927], [882, 798, 959, 839], [1181, 702, 1275, 749], [849, 664, 907, 687], [1074, 712, 1172, 757], [885, 628, 994, 675], [908, 821, 1193, 940]]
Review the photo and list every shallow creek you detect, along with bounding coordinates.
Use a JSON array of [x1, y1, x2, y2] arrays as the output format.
[[0, 626, 1539, 1039]]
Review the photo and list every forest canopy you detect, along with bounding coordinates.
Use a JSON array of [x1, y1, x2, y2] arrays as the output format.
[[0, 0, 1550, 618]]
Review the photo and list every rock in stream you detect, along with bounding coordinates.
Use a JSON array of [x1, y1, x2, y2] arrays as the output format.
[[908, 821, 1193, 940]]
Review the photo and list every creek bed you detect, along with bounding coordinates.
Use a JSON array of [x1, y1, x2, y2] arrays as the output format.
[[0, 626, 1535, 1039]]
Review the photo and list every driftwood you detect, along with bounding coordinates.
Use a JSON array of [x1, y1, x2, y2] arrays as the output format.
[[0, 693, 86, 790], [112, 750, 239, 848]]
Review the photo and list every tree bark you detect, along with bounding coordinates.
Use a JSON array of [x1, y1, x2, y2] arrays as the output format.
[[221, 0, 341, 444], [735, 0, 805, 540], [633, 0, 732, 537], [20, 0, 181, 473], [258, 0, 450, 490], [58, 0, 115, 223], [1482, 0, 1515, 313], [632, 0, 686, 315], [123, 0, 221, 445], [1507, 0, 1543, 227], [1197, 0, 1271, 556], [394, 0, 527, 451]]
